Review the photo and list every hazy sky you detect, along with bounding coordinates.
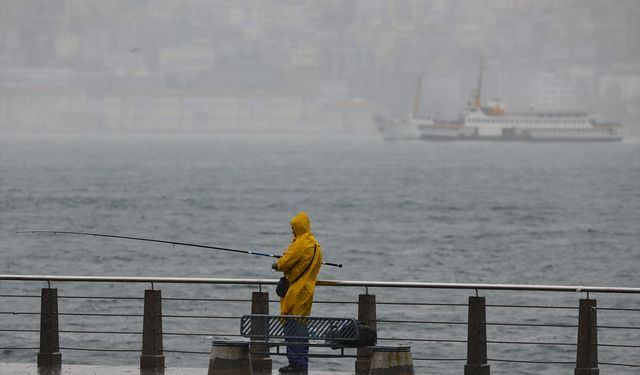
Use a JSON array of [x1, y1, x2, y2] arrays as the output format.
[[1, 0, 639, 133]]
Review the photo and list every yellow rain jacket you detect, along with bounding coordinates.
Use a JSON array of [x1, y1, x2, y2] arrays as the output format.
[[275, 211, 323, 316]]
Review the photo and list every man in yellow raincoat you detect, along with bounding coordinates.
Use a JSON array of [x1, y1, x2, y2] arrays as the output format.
[[272, 211, 323, 374]]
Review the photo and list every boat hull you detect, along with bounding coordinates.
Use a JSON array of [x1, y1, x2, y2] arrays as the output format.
[[420, 124, 623, 142]]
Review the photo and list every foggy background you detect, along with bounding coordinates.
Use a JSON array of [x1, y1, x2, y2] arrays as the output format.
[[1, 2, 640, 372], [0, 0, 639, 137]]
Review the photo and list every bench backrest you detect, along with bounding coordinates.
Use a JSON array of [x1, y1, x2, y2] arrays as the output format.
[[240, 314, 359, 344]]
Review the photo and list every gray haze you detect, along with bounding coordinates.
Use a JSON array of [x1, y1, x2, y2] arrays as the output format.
[[0, 0, 639, 136]]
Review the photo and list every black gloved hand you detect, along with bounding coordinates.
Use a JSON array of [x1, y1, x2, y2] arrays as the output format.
[[271, 261, 278, 270]]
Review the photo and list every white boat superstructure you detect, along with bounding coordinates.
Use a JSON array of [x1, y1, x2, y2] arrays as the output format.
[[419, 59, 623, 142], [374, 114, 433, 141], [454, 107, 623, 142]]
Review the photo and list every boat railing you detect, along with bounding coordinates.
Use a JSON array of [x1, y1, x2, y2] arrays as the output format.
[[1, 275, 638, 374]]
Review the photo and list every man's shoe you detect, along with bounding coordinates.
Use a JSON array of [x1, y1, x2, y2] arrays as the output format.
[[278, 364, 308, 374]]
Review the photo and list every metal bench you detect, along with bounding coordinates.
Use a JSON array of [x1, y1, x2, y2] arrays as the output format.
[[240, 314, 362, 357], [209, 315, 413, 374]]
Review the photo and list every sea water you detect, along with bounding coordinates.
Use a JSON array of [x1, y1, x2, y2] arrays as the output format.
[[1, 133, 638, 374]]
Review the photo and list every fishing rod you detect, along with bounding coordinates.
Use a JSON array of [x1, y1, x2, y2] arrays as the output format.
[[16, 230, 343, 268]]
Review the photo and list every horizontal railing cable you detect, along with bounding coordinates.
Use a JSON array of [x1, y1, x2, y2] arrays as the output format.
[[58, 312, 142, 317], [0, 329, 241, 338], [412, 357, 466, 362], [376, 319, 467, 325], [0, 294, 250, 303], [1, 311, 144, 318], [164, 349, 210, 355], [163, 297, 249, 303], [377, 319, 580, 329], [486, 339, 575, 346], [598, 324, 640, 330], [0, 347, 39, 351], [378, 337, 467, 343], [0, 328, 143, 336], [0, 329, 39, 333], [0, 311, 39, 315], [379, 337, 604, 348], [376, 301, 467, 307], [59, 330, 140, 335], [598, 342, 640, 348], [162, 314, 238, 319], [597, 307, 640, 312], [59, 347, 138, 353], [59, 295, 143, 300], [164, 332, 242, 337], [599, 362, 640, 368], [486, 322, 577, 328], [488, 358, 574, 365], [303, 300, 358, 305], [487, 303, 577, 310]]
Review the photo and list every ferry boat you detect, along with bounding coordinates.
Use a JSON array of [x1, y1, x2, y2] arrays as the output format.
[[419, 61, 623, 142], [421, 105, 623, 142], [374, 77, 433, 141], [377, 61, 623, 142]]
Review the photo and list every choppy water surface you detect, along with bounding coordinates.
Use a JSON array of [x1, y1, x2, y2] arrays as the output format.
[[1, 133, 639, 374]]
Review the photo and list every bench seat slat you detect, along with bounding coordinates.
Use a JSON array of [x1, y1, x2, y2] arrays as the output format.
[[240, 314, 359, 342]]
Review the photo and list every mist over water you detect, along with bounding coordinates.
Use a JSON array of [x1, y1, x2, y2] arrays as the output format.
[[1, 134, 638, 374]]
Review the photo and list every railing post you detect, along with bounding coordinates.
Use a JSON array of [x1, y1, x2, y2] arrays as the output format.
[[355, 293, 376, 375], [575, 298, 598, 375], [250, 291, 271, 375], [465, 296, 490, 375], [140, 289, 164, 370], [38, 288, 62, 369]]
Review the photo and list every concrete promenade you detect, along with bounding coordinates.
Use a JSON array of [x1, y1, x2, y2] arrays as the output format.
[[1, 363, 351, 375]]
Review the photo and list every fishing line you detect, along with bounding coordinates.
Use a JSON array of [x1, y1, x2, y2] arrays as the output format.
[[16, 230, 343, 268]]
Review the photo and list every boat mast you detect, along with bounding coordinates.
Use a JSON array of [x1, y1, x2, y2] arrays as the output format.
[[412, 76, 423, 118], [474, 58, 484, 109]]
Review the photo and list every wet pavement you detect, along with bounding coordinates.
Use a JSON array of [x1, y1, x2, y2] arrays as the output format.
[[0, 363, 350, 375]]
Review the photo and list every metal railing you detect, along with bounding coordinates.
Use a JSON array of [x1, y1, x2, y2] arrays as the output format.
[[1, 274, 639, 374]]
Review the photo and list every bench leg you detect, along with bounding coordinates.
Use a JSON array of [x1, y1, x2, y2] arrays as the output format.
[[208, 342, 253, 375]]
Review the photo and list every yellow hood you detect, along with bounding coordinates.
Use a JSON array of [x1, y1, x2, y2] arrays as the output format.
[[291, 211, 311, 238]]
